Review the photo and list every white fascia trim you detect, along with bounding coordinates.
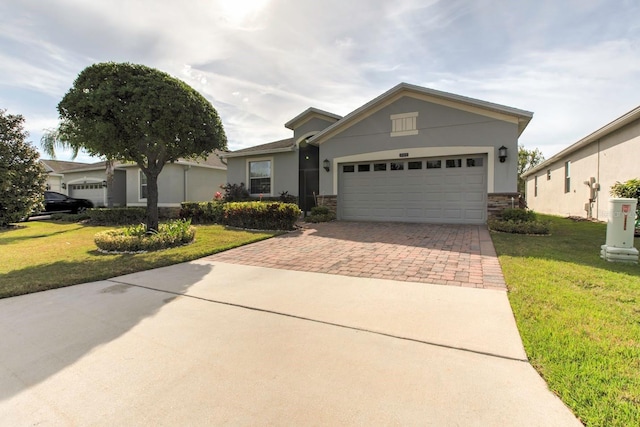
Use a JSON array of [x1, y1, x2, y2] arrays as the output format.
[[331, 146, 495, 194], [223, 147, 294, 158], [390, 130, 419, 137], [246, 156, 274, 196]]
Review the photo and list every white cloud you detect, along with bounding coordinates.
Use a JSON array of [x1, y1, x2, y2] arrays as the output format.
[[1, 0, 639, 161]]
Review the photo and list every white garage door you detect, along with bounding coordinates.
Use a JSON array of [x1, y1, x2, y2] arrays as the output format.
[[69, 183, 104, 207], [339, 155, 487, 224]]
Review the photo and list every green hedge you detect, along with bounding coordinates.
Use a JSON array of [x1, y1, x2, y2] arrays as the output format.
[[88, 207, 146, 225], [179, 201, 224, 224], [94, 219, 196, 252], [223, 202, 301, 230], [488, 219, 550, 235], [305, 205, 336, 223], [500, 208, 537, 222]]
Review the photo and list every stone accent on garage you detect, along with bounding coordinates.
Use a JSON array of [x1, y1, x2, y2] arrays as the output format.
[[316, 194, 337, 215], [487, 193, 524, 218]]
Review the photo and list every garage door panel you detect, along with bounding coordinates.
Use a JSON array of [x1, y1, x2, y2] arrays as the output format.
[[339, 155, 486, 224]]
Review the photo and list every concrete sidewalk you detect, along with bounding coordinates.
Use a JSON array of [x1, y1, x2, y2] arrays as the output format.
[[0, 260, 581, 426]]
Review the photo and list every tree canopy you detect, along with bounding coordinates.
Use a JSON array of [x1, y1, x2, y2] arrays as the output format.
[[518, 145, 544, 194], [0, 110, 47, 227], [56, 62, 227, 230]]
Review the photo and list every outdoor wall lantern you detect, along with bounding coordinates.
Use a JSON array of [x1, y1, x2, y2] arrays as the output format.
[[498, 146, 508, 163], [102, 180, 107, 187], [323, 159, 330, 172], [61, 182, 67, 190]]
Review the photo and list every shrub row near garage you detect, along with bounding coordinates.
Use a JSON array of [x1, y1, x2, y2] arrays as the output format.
[[223, 202, 301, 231], [488, 208, 550, 235], [180, 201, 301, 230], [304, 205, 336, 223], [94, 219, 196, 253], [87, 207, 147, 225]]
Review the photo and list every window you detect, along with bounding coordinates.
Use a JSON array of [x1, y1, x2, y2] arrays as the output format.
[[446, 159, 462, 168], [358, 164, 370, 172], [426, 160, 441, 169], [390, 112, 419, 137], [534, 176, 538, 197], [564, 161, 571, 193], [374, 163, 387, 171], [249, 160, 272, 194], [139, 170, 147, 199], [408, 161, 422, 170], [390, 162, 404, 171], [547, 169, 551, 180], [466, 157, 483, 167], [343, 165, 355, 173]]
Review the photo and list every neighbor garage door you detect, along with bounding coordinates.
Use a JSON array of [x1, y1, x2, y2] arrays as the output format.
[[69, 183, 104, 207], [339, 155, 486, 224]]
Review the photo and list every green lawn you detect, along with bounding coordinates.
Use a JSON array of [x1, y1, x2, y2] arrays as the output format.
[[491, 215, 640, 427], [0, 220, 277, 299]]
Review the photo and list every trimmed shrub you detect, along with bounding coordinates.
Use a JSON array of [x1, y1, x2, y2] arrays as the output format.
[[221, 182, 250, 202], [223, 201, 301, 230], [50, 212, 90, 222], [305, 205, 336, 223], [94, 219, 196, 253], [88, 207, 146, 225], [500, 208, 537, 222], [180, 201, 224, 224], [488, 219, 550, 235]]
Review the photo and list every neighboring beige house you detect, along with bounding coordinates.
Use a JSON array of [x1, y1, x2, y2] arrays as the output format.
[[40, 152, 227, 208], [522, 106, 640, 220]]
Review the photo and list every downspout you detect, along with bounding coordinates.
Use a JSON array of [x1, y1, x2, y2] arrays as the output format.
[[596, 139, 601, 219], [183, 165, 191, 202]]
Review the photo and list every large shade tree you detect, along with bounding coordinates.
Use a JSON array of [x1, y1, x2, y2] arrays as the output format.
[[0, 110, 47, 227], [54, 62, 227, 230]]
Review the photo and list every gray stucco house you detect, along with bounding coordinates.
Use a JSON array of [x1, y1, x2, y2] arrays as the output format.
[[224, 83, 533, 224], [41, 152, 227, 208], [523, 105, 640, 220]]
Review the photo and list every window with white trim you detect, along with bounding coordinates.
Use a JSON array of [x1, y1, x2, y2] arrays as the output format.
[[139, 170, 147, 199], [249, 160, 272, 194], [390, 112, 419, 137]]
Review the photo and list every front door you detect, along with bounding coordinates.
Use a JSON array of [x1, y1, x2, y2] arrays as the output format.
[[298, 142, 319, 213]]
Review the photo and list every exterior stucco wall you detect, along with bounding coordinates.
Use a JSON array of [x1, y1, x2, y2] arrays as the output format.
[[225, 151, 298, 197], [318, 96, 519, 196], [46, 175, 63, 193], [525, 118, 640, 220], [126, 164, 226, 206], [293, 117, 336, 140]]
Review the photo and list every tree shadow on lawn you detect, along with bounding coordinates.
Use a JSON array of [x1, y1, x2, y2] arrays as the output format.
[[0, 258, 214, 402]]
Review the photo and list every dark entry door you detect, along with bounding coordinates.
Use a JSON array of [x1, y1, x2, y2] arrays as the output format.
[[298, 142, 319, 213]]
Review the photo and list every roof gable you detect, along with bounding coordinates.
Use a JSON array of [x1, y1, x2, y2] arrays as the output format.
[[284, 107, 342, 130], [309, 83, 533, 145]]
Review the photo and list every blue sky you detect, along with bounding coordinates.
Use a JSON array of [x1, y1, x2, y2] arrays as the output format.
[[1, 0, 639, 162]]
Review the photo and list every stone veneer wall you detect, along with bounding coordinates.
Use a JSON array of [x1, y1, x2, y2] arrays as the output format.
[[487, 193, 524, 219], [316, 194, 337, 215]]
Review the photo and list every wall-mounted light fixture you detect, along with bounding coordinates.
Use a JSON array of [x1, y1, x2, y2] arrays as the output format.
[[61, 182, 67, 190], [323, 159, 330, 172], [498, 146, 508, 163], [102, 180, 107, 187]]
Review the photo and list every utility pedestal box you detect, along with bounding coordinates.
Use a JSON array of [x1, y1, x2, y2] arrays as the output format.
[[601, 198, 639, 263]]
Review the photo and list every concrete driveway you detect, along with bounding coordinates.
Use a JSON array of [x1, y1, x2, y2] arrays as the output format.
[[0, 222, 581, 426]]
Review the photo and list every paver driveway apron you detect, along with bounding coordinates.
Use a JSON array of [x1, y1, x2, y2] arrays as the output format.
[[208, 221, 506, 289]]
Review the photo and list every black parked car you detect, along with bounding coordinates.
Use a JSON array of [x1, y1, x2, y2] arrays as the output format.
[[42, 191, 94, 214]]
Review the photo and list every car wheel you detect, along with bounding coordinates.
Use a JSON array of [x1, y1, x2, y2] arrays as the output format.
[[76, 206, 87, 214]]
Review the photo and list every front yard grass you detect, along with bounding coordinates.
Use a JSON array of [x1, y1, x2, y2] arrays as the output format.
[[491, 215, 640, 427], [0, 220, 277, 299]]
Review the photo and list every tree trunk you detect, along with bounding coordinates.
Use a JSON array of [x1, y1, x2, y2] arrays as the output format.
[[146, 172, 160, 232], [105, 159, 114, 208]]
